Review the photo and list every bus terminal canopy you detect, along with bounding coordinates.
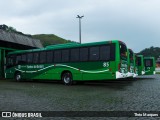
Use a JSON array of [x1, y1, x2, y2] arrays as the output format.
[[0, 29, 43, 50]]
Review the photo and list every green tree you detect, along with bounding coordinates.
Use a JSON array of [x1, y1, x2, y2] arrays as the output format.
[[138, 46, 160, 60], [7, 26, 17, 32]]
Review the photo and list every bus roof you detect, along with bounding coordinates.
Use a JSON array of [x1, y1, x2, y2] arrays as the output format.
[[128, 48, 134, 53], [7, 40, 122, 55], [46, 42, 80, 48]]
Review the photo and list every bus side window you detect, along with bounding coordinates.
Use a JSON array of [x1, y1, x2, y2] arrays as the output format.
[[39, 52, 46, 64], [54, 50, 61, 63], [80, 48, 88, 61], [46, 51, 54, 63], [27, 53, 33, 64], [89, 46, 99, 61], [33, 52, 39, 64], [21, 54, 27, 64], [70, 48, 79, 62], [100, 46, 110, 61], [62, 50, 69, 62], [16, 55, 22, 65]]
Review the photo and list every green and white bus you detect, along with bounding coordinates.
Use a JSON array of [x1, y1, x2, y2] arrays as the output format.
[[137, 55, 145, 75], [5, 40, 128, 85], [127, 49, 135, 78], [144, 57, 156, 75]]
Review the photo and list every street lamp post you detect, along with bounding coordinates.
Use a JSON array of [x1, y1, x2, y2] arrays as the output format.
[[76, 15, 84, 44]]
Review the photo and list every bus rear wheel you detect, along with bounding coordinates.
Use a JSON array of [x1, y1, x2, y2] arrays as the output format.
[[15, 72, 22, 82], [62, 72, 73, 85]]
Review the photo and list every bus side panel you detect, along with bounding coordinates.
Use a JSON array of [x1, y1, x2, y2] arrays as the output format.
[[23, 64, 61, 80], [81, 61, 116, 80], [29, 63, 83, 81]]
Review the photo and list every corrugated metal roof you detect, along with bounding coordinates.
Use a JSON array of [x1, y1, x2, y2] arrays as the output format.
[[0, 29, 43, 48]]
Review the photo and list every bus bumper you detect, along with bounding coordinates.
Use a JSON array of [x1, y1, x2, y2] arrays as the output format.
[[116, 71, 125, 79], [142, 71, 145, 75], [127, 72, 134, 77], [133, 73, 138, 78]]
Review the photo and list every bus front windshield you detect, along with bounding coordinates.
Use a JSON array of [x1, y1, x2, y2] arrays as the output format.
[[144, 59, 153, 67], [120, 43, 127, 60]]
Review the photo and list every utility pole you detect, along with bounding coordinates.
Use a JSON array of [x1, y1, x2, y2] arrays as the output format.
[[76, 15, 84, 44]]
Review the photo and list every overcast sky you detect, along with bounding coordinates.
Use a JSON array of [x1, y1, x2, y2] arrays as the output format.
[[0, 0, 160, 52]]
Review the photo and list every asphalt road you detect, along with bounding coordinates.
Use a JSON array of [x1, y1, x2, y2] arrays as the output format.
[[0, 75, 160, 120]]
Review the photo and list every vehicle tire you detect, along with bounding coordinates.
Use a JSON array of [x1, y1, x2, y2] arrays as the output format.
[[62, 72, 73, 85], [15, 72, 22, 82]]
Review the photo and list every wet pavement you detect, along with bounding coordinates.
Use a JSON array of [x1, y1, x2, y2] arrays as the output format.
[[0, 74, 160, 119]]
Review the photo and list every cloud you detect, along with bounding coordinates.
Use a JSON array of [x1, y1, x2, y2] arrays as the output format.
[[0, 0, 160, 52]]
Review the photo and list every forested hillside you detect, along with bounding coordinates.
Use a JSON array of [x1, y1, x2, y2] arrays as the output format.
[[32, 34, 75, 47], [138, 46, 160, 59]]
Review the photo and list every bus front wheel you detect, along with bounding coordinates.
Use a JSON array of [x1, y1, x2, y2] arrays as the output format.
[[62, 72, 73, 85], [15, 72, 22, 82]]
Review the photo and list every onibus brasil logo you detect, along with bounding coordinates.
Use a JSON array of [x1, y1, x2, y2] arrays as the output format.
[[1, 112, 42, 118]]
